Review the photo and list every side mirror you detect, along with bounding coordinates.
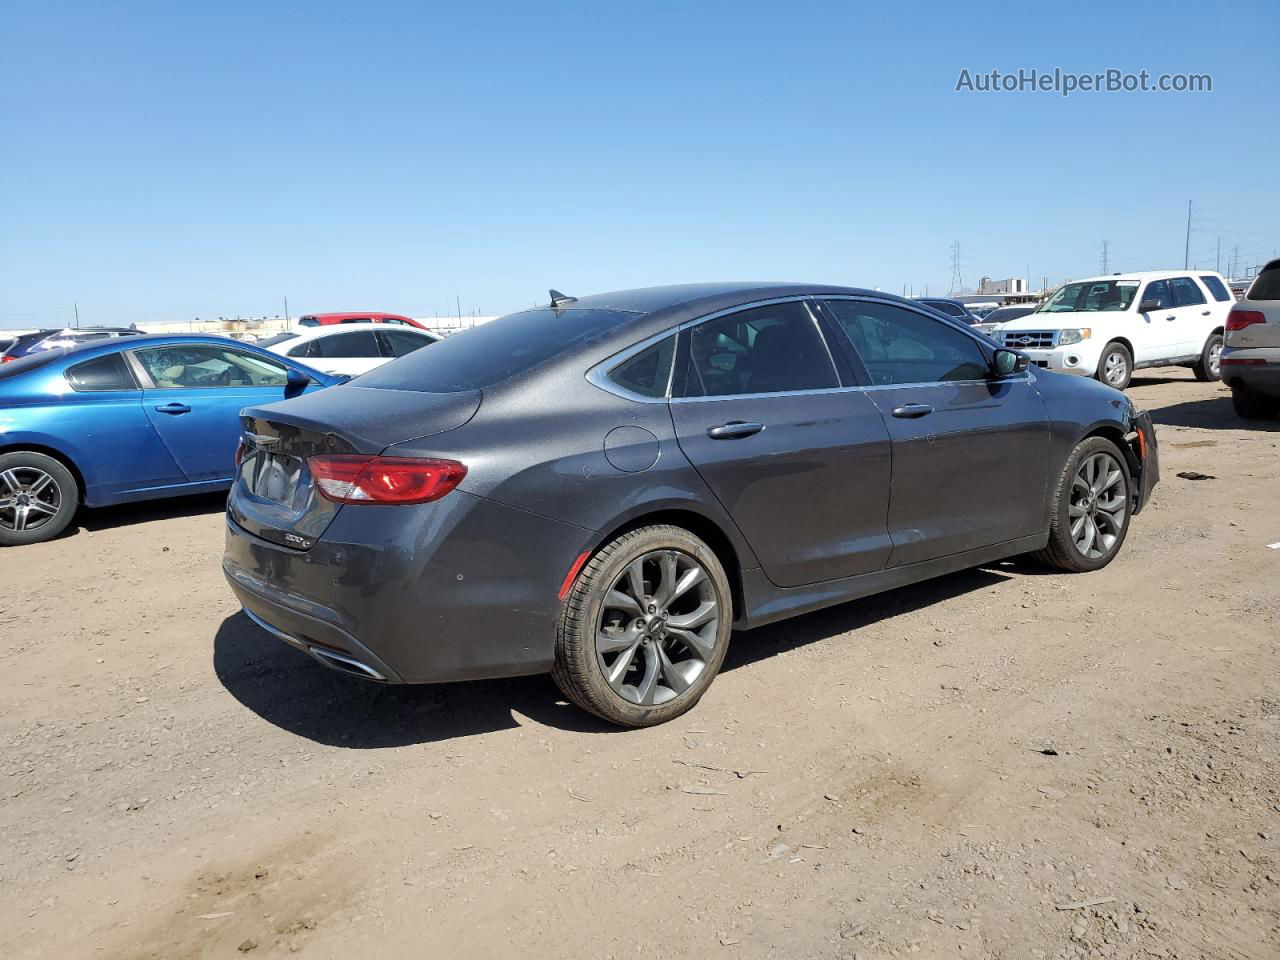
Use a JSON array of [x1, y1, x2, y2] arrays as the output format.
[[1138, 300, 1162, 313], [286, 367, 311, 387], [992, 348, 1029, 377]]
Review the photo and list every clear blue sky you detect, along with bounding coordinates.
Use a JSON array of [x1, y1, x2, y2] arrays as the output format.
[[2, 0, 1277, 328]]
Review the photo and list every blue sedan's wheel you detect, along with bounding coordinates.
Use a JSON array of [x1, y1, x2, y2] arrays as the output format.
[[0, 452, 78, 546]]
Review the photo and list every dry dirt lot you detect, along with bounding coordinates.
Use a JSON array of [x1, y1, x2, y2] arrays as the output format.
[[1, 369, 1277, 960]]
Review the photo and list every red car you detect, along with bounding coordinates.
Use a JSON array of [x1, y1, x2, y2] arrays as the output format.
[[297, 312, 430, 331]]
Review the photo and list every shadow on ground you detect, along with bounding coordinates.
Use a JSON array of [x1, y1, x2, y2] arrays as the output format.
[[214, 566, 1012, 748], [73, 491, 228, 535], [1150, 393, 1280, 432]]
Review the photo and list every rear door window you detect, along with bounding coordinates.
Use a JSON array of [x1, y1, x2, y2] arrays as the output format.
[[823, 299, 990, 385], [1199, 275, 1231, 302], [378, 330, 436, 358], [293, 331, 381, 358], [1169, 277, 1207, 307], [65, 353, 137, 391]]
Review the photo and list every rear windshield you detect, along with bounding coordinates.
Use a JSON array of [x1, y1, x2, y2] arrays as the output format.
[[0, 347, 66, 380], [1249, 264, 1280, 301], [257, 333, 298, 348], [357, 308, 634, 392]]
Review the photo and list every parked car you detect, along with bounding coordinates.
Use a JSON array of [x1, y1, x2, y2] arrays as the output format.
[[914, 297, 982, 325], [1221, 258, 1280, 418], [0, 335, 342, 545], [260, 323, 438, 377], [1, 327, 144, 363], [991, 271, 1233, 390], [973, 304, 1039, 337], [297, 312, 431, 331], [224, 282, 1159, 727]]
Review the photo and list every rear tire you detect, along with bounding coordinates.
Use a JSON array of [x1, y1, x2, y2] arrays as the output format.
[[553, 525, 732, 728], [0, 451, 79, 546], [1095, 342, 1132, 390], [1032, 436, 1132, 573], [1230, 385, 1280, 420], [1192, 334, 1223, 382]]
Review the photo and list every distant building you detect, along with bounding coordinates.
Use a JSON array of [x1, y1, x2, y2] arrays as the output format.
[[978, 277, 1029, 295]]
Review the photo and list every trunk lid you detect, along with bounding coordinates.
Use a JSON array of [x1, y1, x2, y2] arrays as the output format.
[[227, 384, 481, 548]]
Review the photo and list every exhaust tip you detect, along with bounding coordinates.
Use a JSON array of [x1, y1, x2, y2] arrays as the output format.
[[307, 645, 386, 681]]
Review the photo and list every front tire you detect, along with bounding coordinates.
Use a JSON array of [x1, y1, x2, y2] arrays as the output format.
[[1192, 334, 1223, 382], [0, 451, 79, 546], [1032, 436, 1132, 573], [553, 525, 732, 728], [1095, 342, 1132, 390], [1230, 385, 1280, 420]]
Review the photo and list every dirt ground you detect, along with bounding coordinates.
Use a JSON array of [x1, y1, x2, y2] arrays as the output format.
[[1, 369, 1277, 960]]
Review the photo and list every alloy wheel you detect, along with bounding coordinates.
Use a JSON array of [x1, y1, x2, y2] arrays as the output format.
[[1103, 351, 1128, 386], [0, 467, 62, 533], [1208, 341, 1222, 378], [1069, 452, 1127, 560], [595, 549, 720, 706]]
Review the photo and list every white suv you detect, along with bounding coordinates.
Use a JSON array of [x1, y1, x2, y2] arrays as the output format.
[[991, 270, 1233, 390], [1221, 258, 1280, 419]]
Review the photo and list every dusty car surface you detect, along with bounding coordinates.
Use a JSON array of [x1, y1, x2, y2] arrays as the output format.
[[223, 283, 1159, 726]]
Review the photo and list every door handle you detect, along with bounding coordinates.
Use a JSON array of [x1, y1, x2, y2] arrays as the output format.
[[1166, 315, 1177, 321], [891, 403, 934, 419], [154, 402, 191, 415], [1201, 310, 1211, 316], [706, 421, 765, 439]]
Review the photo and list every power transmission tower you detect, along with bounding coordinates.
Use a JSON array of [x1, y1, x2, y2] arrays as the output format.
[[1231, 244, 1241, 278], [948, 241, 963, 295], [1100, 240, 1109, 274]]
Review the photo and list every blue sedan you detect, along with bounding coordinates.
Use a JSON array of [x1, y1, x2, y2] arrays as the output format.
[[0, 334, 343, 544]]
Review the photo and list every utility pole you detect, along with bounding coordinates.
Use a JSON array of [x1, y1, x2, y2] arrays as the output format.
[[456, 295, 462, 323], [73, 302, 80, 329], [1100, 240, 1109, 275], [283, 296, 290, 330], [1183, 200, 1192, 269], [1216, 238, 1221, 274], [948, 241, 963, 296]]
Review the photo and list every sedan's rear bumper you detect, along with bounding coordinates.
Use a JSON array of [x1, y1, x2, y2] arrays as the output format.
[[222, 489, 594, 684], [1129, 409, 1159, 515]]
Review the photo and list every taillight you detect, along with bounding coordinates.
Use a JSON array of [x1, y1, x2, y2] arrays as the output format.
[[1226, 310, 1266, 331], [308, 455, 467, 505], [234, 437, 248, 466], [1, 355, 13, 364]]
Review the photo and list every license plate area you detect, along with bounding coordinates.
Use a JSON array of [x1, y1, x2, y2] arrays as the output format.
[[249, 451, 305, 505]]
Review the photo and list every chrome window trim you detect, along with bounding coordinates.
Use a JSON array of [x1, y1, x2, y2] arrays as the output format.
[[585, 328, 680, 404]]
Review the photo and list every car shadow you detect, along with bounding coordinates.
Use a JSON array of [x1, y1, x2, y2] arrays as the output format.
[[1151, 394, 1280, 432], [213, 566, 1012, 748], [73, 491, 228, 535]]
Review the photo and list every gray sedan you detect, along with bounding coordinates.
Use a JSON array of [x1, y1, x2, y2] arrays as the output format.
[[223, 283, 1159, 727]]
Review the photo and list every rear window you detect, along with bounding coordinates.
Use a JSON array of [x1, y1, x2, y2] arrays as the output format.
[[357, 308, 634, 392], [1248, 264, 1280, 301], [1199, 275, 1231, 302], [66, 353, 137, 391], [0, 348, 66, 380]]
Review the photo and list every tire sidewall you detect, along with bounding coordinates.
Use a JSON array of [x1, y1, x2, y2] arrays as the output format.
[[560, 527, 732, 727], [1197, 334, 1223, 382], [1096, 342, 1132, 391], [0, 451, 79, 546], [1056, 437, 1132, 572]]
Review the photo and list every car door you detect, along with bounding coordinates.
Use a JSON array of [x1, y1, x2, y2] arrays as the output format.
[[130, 343, 304, 482], [668, 298, 893, 588], [286, 330, 385, 377], [818, 297, 1051, 568], [1134, 279, 1179, 363], [1168, 276, 1212, 355]]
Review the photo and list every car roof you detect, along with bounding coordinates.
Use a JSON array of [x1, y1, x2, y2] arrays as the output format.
[[300, 311, 411, 319], [279, 322, 430, 343], [1066, 270, 1226, 284]]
